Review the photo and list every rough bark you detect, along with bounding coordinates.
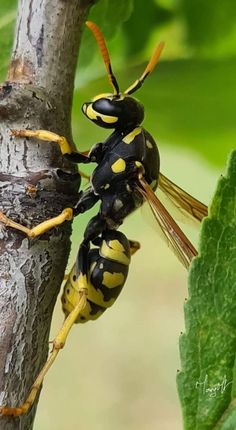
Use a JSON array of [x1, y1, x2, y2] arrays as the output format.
[[0, 1, 94, 429]]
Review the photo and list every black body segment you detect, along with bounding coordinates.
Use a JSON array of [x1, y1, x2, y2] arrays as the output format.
[[72, 125, 160, 229], [62, 230, 131, 323], [91, 126, 159, 192]]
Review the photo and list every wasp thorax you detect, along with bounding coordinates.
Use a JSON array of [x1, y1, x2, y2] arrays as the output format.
[[82, 93, 144, 130]]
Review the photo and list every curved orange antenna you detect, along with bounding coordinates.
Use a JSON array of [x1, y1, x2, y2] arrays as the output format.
[[86, 21, 120, 95], [124, 41, 165, 95]]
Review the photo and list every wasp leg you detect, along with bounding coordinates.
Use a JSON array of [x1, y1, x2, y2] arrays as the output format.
[[73, 187, 100, 216], [75, 214, 107, 289], [77, 216, 106, 279], [0, 286, 88, 416], [11, 129, 91, 162], [0, 186, 99, 239], [0, 208, 73, 238], [11, 129, 73, 155], [64, 142, 104, 164], [59, 168, 90, 183], [129, 240, 141, 255]]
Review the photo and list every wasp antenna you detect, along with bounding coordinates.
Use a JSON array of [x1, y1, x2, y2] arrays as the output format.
[[86, 21, 120, 95], [124, 41, 165, 95]]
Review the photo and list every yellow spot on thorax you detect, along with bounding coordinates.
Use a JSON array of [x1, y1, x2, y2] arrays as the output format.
[[123, 127, 142, 144], [111, 158, 126, 173], [146, 139, 153, 149]]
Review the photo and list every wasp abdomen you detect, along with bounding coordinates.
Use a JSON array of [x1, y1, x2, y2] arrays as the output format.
[[62, 230, 130, 323]]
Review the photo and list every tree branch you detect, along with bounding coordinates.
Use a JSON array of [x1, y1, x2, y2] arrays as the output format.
[[0, 1, 94, 429]]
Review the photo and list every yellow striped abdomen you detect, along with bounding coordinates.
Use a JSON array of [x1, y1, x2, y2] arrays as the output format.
[[61, 231, 130, 323]]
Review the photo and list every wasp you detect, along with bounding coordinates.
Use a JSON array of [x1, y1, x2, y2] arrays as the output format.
[[0, 21, 207, 416]]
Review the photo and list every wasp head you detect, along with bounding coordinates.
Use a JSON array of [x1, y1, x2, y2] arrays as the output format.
[[82, 93, 144, 130]]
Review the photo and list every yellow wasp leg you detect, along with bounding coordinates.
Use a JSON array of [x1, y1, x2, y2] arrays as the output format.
[[11, 130, 91, 172], [0, 286, 88, 416], [129, 240, 140, 256], [0, 208, 73, 238], [11, 129, 73, 155]]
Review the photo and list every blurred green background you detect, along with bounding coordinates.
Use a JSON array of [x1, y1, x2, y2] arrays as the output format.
[[0, 0, 236, 429]]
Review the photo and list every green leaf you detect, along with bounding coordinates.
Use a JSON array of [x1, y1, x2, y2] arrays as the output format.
[[0, 0, 17, 82], [177, 150, 236, 429], [88, 0, 133, 36], [122, 0, 173, 57], [180, 0, 236, 57], [79, 0, 133, 67]]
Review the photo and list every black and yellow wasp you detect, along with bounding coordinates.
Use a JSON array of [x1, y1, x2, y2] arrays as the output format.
[[0, 21, 207, 416]]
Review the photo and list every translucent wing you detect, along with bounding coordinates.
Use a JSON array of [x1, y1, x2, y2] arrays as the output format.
[[158, 173, 208, 227], [137, 177, 198, 269]]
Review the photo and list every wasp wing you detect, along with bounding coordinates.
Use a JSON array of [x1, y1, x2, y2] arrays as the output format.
[[137, 176, 198, 269], [158, 173, 208, 227]]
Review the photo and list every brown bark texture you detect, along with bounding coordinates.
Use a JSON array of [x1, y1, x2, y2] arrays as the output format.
[[0, 0, 93, 429]]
